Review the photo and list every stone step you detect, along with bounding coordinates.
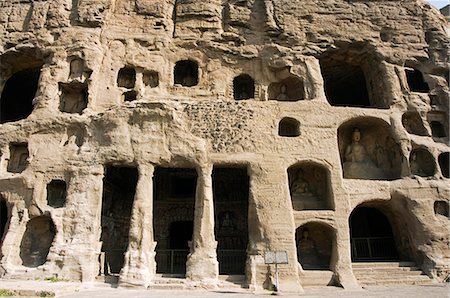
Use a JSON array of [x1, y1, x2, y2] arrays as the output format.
[[352, 261, 417, 268], [354, 269, 424, 276], [353, 266, 421, 272], [299, 270, 334, 287], [218, 275, 247, 288], [358, 277, 434, 286], [352, 262, 434, 286], [148, 283, 187, 290], [153, 278, 186, 284], [95, 275, 119, 284]]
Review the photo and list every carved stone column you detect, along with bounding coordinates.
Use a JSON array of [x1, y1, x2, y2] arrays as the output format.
[[186, 163, 218, 284], [119, 164, 156, 288]]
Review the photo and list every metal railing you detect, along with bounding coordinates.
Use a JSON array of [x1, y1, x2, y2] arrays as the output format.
[[155, 249, 247, 275], [156, 249, 190, 274], [351, 237, 398, 261], [218, 249, 246, 275]]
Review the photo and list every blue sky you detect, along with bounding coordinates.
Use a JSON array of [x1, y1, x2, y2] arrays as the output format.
[[428, 0, 448, 9]]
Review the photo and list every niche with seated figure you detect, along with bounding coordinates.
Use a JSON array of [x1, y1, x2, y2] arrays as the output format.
[[20, 216, 56, 267], [279, 117, 300, 137], [268, 75, 304, 101], [288, 163, 333, 211], [233, 74, 255, 100], [47, 180, 67, 208], [1, 67, 42, 123], [409, 148, 436, 177], [7, 143, 29, 173], [320, 48, 388, 108], [59, 82, 88, 114], [405, 68, 429, 93], [296, 223, 335, 270], [338, 118, 402, 180], [438, 152, 449, 178], [174, 60, 198, 87], [402, 111, 428, 136]]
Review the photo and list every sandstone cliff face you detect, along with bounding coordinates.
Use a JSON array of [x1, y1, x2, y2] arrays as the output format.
[[0, 0, 448, 291]]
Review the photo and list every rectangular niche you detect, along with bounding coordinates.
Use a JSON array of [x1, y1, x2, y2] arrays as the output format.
[[47, 179, 67, 208], [59, 82, 88, 114], [7, 143, 29, 173]]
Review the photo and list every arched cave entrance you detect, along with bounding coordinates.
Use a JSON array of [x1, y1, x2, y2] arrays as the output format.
[[319, 47, 388, 108], [0, 67, 41, 123], [20, 216, 56, 267], [295, 222, 335, 270], [154, 167, 197, 275], [100, 166, 138, 275], [349, 207, 399, 261], [213, 166, 249, 275]]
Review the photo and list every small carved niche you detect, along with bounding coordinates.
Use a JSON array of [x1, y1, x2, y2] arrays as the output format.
[[47, 180, 67, 208], [410, 148, 436, 177], [405, 68, 429, 93], [279, 117, 300, 137], [123, 90, 137, 102], [7, 143, 29, 173], [174, 60, 198, 87], [268, 75, 304, 101], [69, 58, 85, 81], [117, 66, 136, 89], [288, 163, 333, 211], [233, 74, 255, 100], [338, 118, 402, 180], [438, 152, 449, 178], [434, 201, 449, 218], [59, 82, 88, 114], [402, 111, 428, 136], [143, 70, 159, 88]]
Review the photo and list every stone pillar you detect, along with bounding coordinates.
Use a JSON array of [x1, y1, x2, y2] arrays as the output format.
[[119, 164, 156, 288], [334, 222, 361, 290], [186, 163, 218, 285]]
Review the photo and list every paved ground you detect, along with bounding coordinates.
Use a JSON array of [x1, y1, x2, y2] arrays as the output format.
[[62, 284, 449, 298], [0, 279, 448, 297]]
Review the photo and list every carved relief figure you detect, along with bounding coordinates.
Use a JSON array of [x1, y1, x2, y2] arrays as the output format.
[[290, 168, 327, 210], [343, 128, 385, 179], [297, 230, 321, 269]]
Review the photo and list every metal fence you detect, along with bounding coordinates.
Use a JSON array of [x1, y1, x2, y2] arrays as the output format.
[[155, 249, 247, 275], [156, 249, 190, 274], [351, 237, 398, 261], [218, 249, 246, 275]]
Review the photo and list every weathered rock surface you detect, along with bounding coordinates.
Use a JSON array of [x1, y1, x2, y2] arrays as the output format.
[[0, 0, 448, 292]]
